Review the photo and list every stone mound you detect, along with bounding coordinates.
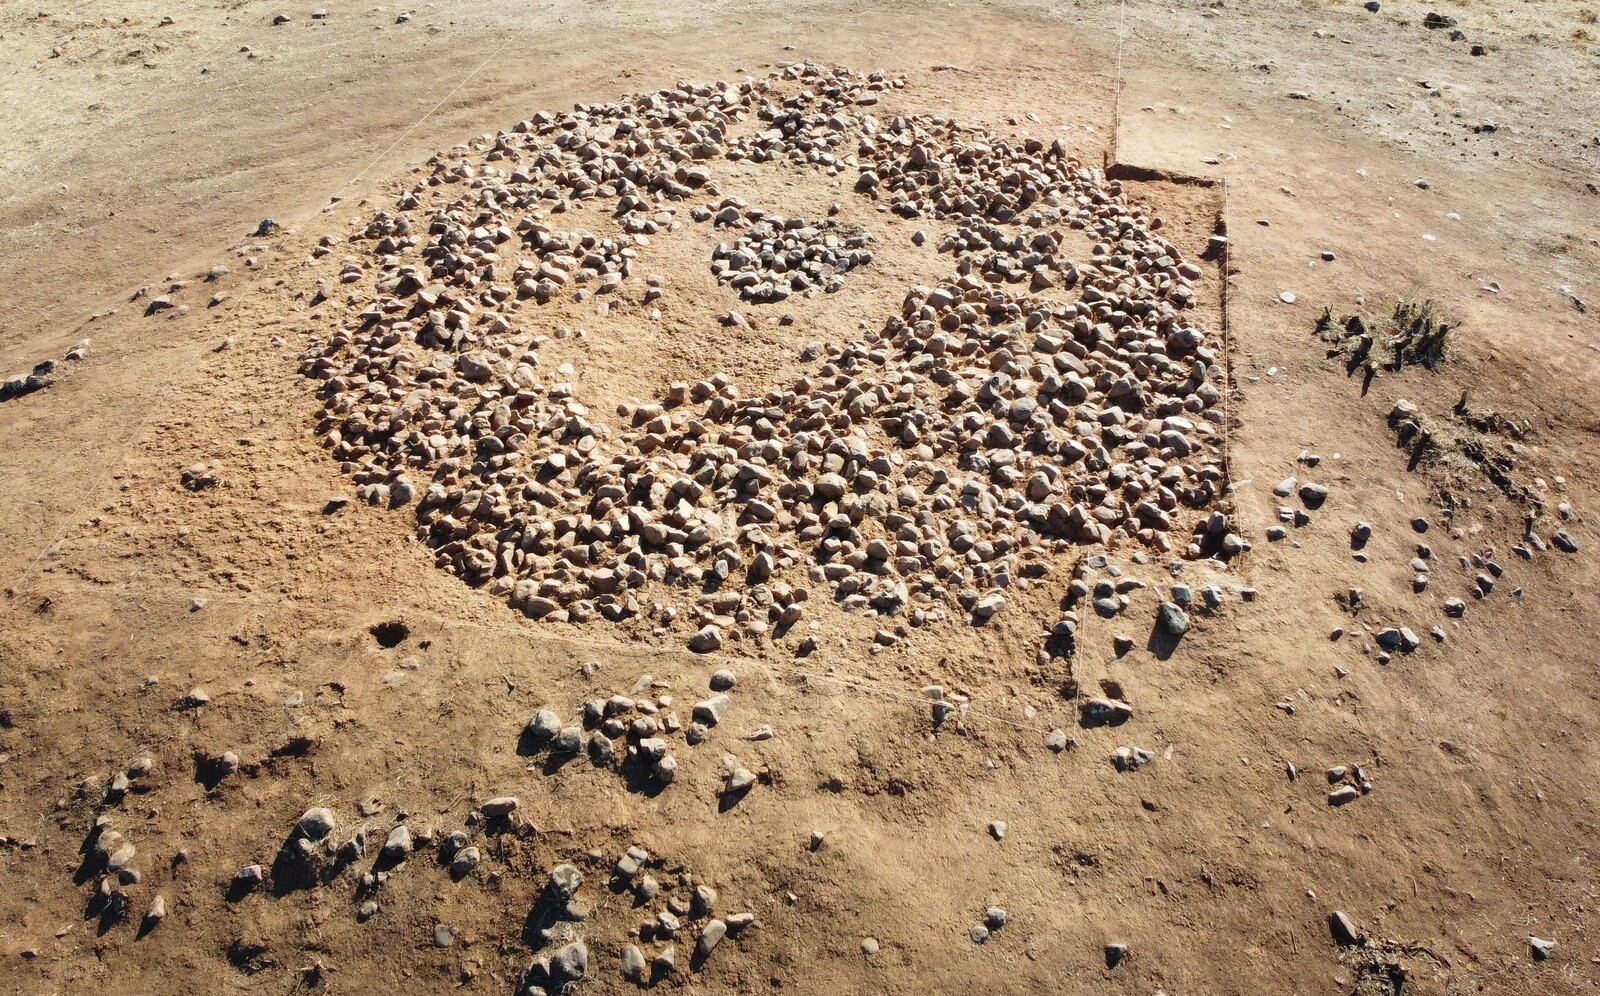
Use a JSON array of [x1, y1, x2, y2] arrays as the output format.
[[299, 63, 1233, 651]]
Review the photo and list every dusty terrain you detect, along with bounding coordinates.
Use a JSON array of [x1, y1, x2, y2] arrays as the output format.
[[1, 2, 1598, 995]]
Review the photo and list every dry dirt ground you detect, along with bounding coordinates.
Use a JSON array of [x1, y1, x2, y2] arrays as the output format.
[[1, 1, 1599, 994]]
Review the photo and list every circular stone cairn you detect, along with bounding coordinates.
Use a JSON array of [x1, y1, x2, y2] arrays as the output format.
[[299, 63, 1231, 652]]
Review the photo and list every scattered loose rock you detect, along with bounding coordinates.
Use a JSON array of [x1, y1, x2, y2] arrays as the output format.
[[1329, 910, 1362, 946]]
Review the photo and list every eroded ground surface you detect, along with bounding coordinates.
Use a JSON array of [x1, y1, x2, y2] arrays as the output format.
[[1, 2, 1598, 994]]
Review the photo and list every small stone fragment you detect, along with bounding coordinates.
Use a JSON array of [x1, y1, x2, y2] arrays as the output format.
[[451, 846, 480, 875], [616, 845, 648, 879], [693, 694, 730, 725], [1158, 601, 1190, 636], [553, 726, 583, 753], [382, 825, 412, 860], [689, 625, 724, 653], [1329, 911, 1362, 946], [106, 841, 137, 871], [973, 591, 1007, 618], [528, 708, 563, 741], [480, 796, 519, 817], [697, 919, 728, 957], [551, 940, 588, 982], [542, 862, 580, 901], [621, 943, 647, 980], [298, 807, 336, 839]]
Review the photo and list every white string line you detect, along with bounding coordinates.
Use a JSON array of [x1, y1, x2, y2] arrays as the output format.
[[343, 20, 534, 191], [1219, 178, 1245, 572], [1104, 0, 1242, 576], [69, 577, 1072, 736], [1113, 0, 1128, 127], [3, 16, 538, 597]]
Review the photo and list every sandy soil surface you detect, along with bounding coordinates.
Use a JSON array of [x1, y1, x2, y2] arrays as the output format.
[[1, 2, 1598, 994]]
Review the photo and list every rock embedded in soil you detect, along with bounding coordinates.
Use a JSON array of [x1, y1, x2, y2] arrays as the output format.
[[143, 895, 166, 930], [688, 625, 724, 653], [697, 919, 728, 958], [480, 796, 519, 817], [553, 726, 583, 753], [106, 841, 137, 871], [693, 695, 731, 725], [616, 845, 649, 879], [621, 943, 647, 979], [298, 807, 337, 839], [1159, 601, 1190, 635], [550, 863, 583, 897], [451, 846, 481, 875], [973, 591, 1007, 619], [528, 709, 563, 741], [1329, 910, 1362, 946], [382, 825, 413, 859], [551, 941, 589, 982]]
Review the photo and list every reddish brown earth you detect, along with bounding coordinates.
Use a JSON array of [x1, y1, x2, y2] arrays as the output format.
[[1, 2, 1598, 994]]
